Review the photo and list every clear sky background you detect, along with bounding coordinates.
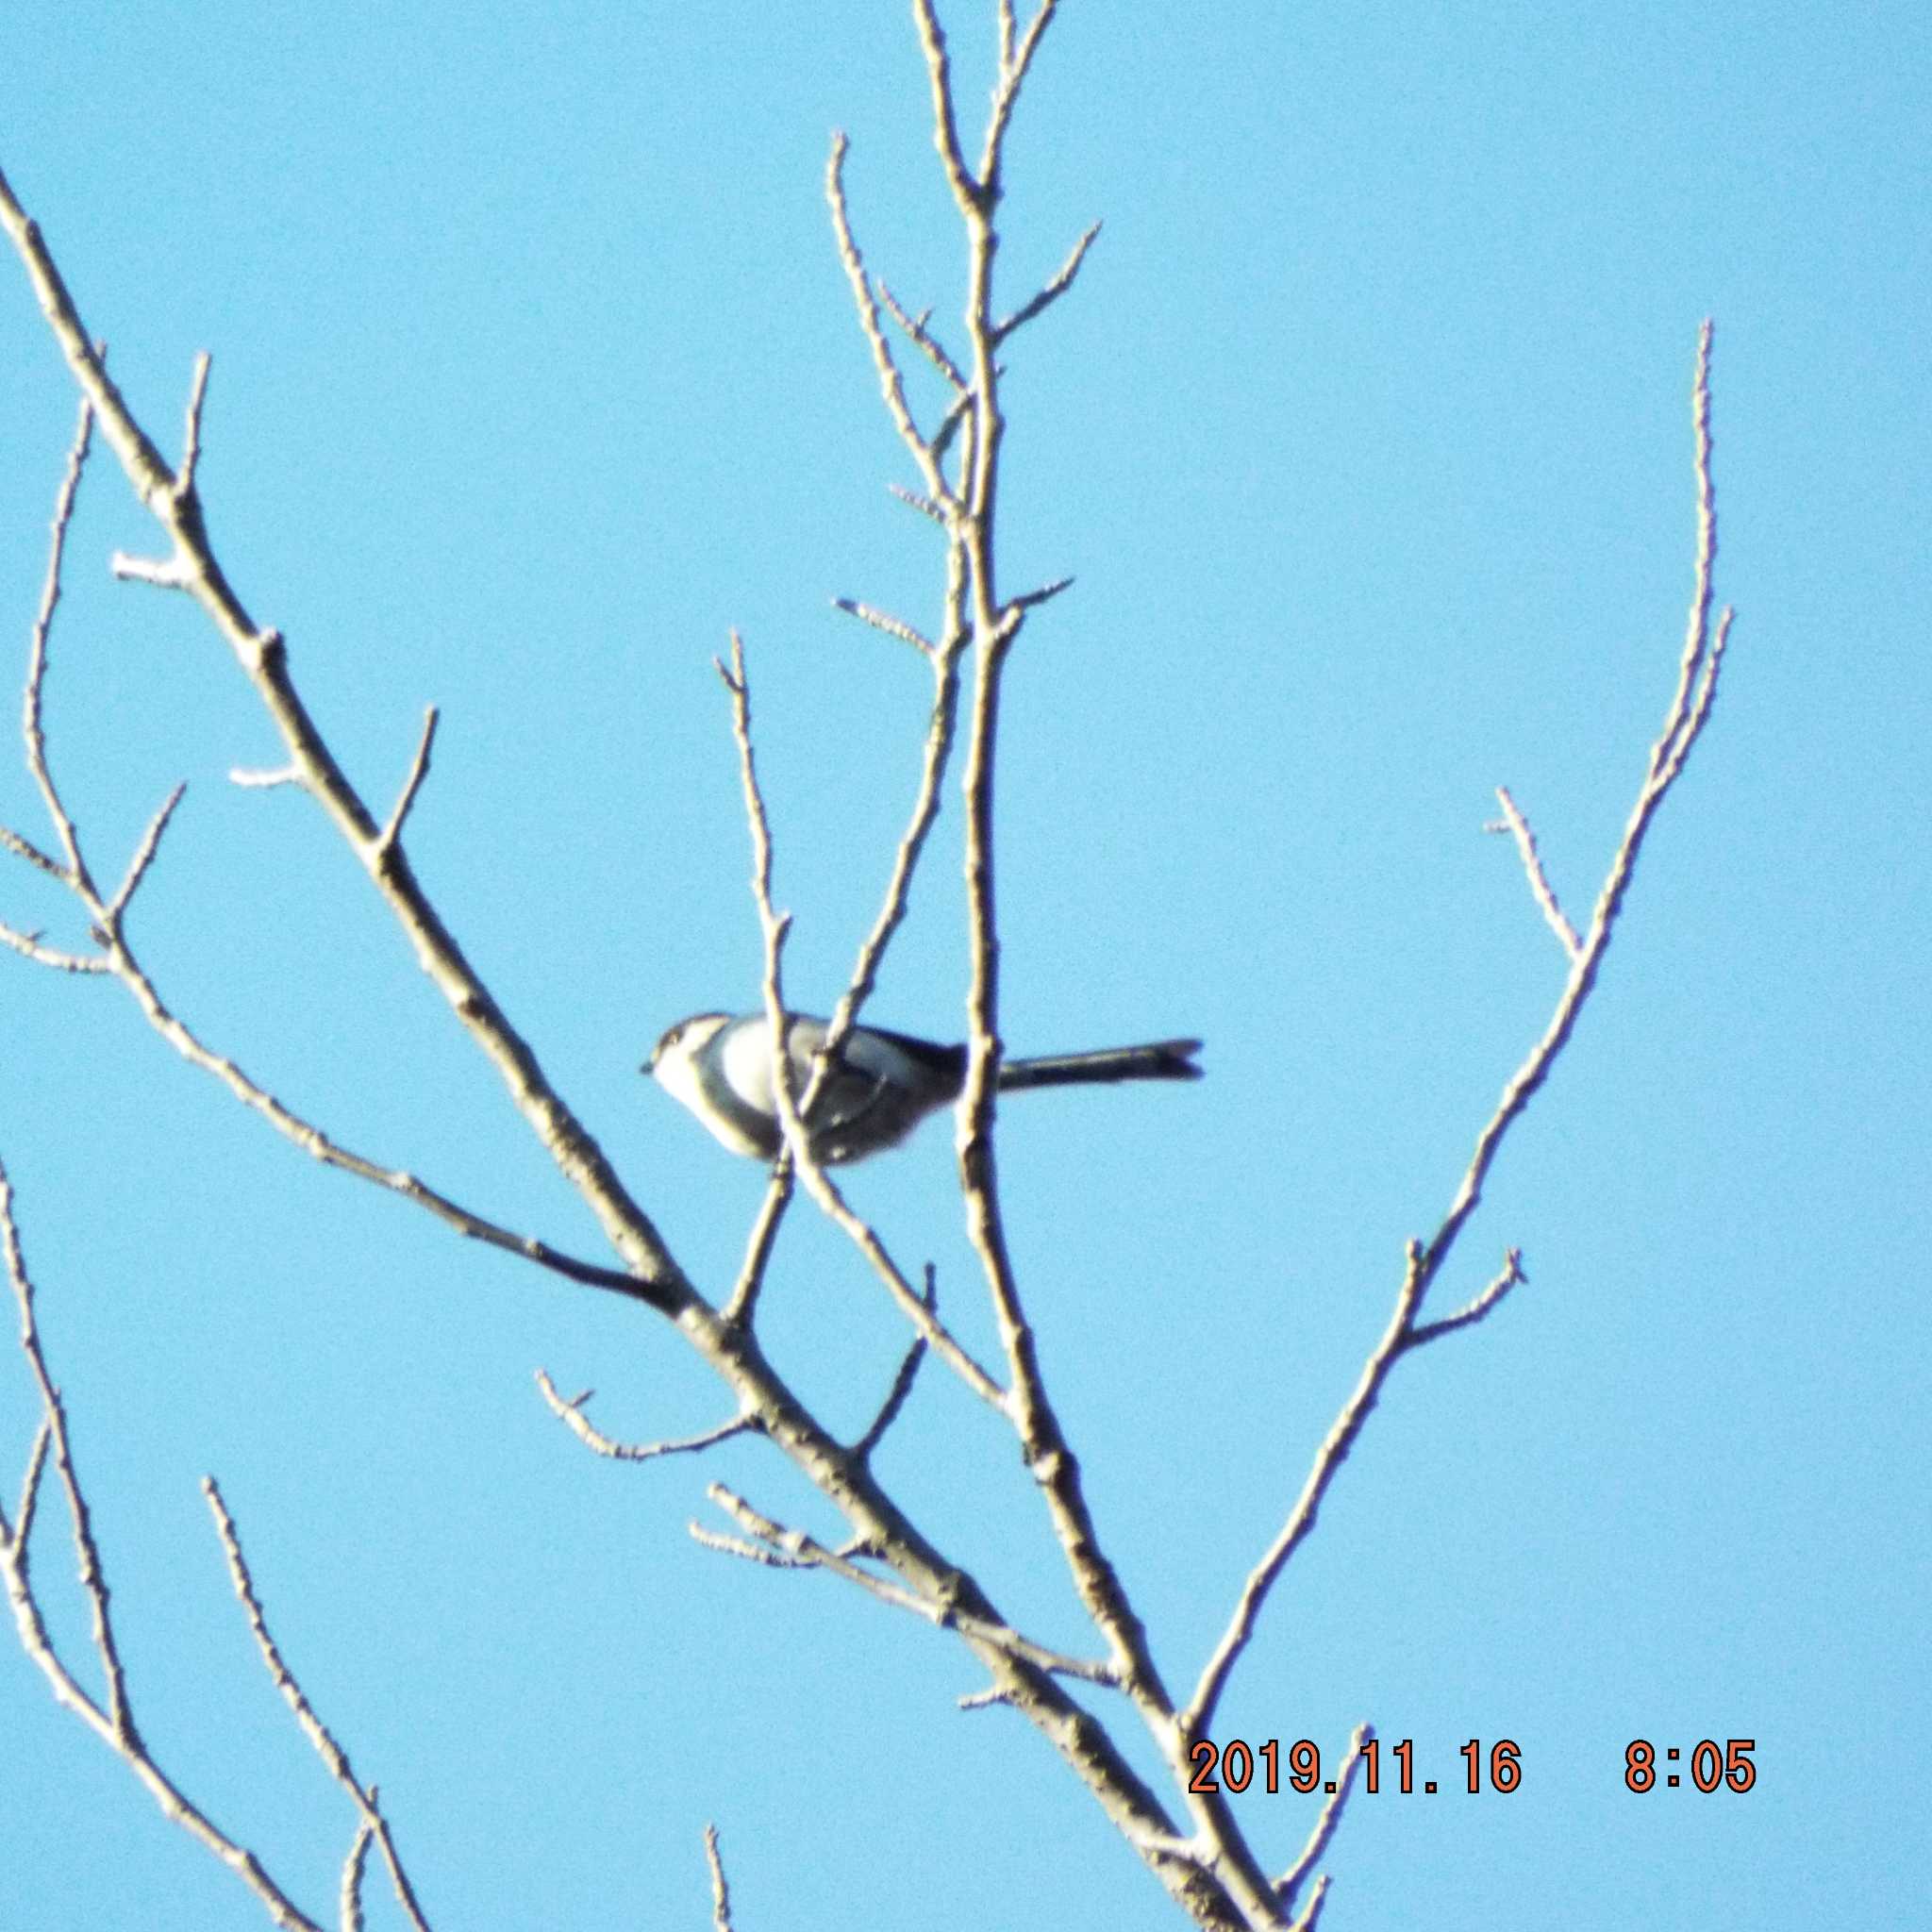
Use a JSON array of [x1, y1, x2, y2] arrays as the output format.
[[0, 4, 1925, 1929]]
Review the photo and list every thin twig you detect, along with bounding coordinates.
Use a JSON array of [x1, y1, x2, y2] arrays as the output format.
[[229, 763, 308, 791], [887, 481, 947, 525], [534, 1372, 757, 1461], [831, 597, 935, 659], [688, 1523, 805, 1568], [8, 1418, 52, 1558], [1010, 575, 1074, 612], [995, 221, 1101, 342], [1189, 322, 1735, 1749], [106, 782, 187, 921], [0, 1160, 140, 1745], [21, 660, 653, 1302], [1289, 1873, 1333, 1932], [0, 1159, 325, 1931], [704, 1824, 735, 1932], [852, 1266, 936, 1463], [109, 549, 193, 590], [1185, 1245, 1433, 1743], [931, 387, 974, 465], [704, 1485, 1118, 1687], [815, 539, 970, 1067], [825, 136, 955, 509], [90, 919, 654, 1300], [1653, 320, 1721, 785], [1408, 1248, 1525, 1348], [1277, 1723, 1374, 1908], [1421, 327, 1731, 1291], [340, 1820, 374, 1932], [1656, 608, 1731, 791], [376, 706, 440, 857], [1487, 786, 1581, 958], [722, 1155, 792, 1329], [0, 822, 66, 880], [204, 1477, 433, 1932], [982, 0, 1063, 186], [175, 351, 211, 501], [0, 923, 107, 973], [718, 636, 1004, 1407], [875, 278, 968, 392], [22, 394, 96, 890], [909, 0, 981, 209]]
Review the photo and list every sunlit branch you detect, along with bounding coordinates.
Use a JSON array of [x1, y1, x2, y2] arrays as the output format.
[[1486, 786, 1581, 958], [534, 1372, 758, 1461], [995, 220, 1101, 342], [1188, 322, 1735, 1756], [204, 1476, 433, 1932], [852, 1266, 937, 1463], [704, 1824, 735, 1932], [0, 1158, 327, 1931], [701, 1483, 1120, 1688], [1276, 1724, 1374, 1910], [717, 635, 1004, 1407]]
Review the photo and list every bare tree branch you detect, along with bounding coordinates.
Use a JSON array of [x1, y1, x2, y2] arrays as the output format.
[[831, 596, 936, 659], [19, 392, 95, 891], [1276, 1724, 1373, 1909], [4, 455, 654, 1304], [1184, 1245, 1432, 1745], [534, 1372, 758, 1462], [0, 922, 107, 972], [988, 2, 1062, 181], [887, 480, 948, 525], [1011, 575, 1074, 612], [229, 762, 307, 791], [1, 25, 1740, 1932], [339, 1820, 374, 1932], [704, 1824, 736, 1932], [3, 158, 1212, 1920], [1187, 321, 1735, 1751], [1287, 1874, 1332, 1932], [875, 278, 968, 393], [852, 1266, 937, 1464], [702, 1484, 1119, 1689], [995, 220, 1102, 342], [176, 351, 212, 497], [1424, 322, 1730, 1290], [0, 1158, 328, 1932], [717, 635, 1004, 1408], [204, 1476, 434, 1932], [0, 822, 66, 881], [909, 0, 982, 211], [1486, 786, 1581, 958], [376, 705, 440, 858], [1408, 1247, 1525, 1349], [7, 1417, 51, 1557], [826, 135, 957, 509], [106, 781, 187, 921], [0, 156, 693, 1312]]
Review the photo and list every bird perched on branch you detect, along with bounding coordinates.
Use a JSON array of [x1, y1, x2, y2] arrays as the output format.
[[647, 1011, 1202, 1166]]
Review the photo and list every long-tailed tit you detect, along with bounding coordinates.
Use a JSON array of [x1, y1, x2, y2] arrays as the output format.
[[647, 1011, 1201, 1165]]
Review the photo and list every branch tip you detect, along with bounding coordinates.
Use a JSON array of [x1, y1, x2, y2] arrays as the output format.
[[376, 705, 440, 855]]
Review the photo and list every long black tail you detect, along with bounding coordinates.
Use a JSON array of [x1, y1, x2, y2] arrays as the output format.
[[997, 1039, 1202, 1091]]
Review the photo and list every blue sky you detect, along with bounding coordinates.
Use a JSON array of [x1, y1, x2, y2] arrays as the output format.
[[0, 4, 1925, 1929]]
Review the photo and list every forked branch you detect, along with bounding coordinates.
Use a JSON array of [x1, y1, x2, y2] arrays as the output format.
[[1186, 323, 1734, 1769]]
